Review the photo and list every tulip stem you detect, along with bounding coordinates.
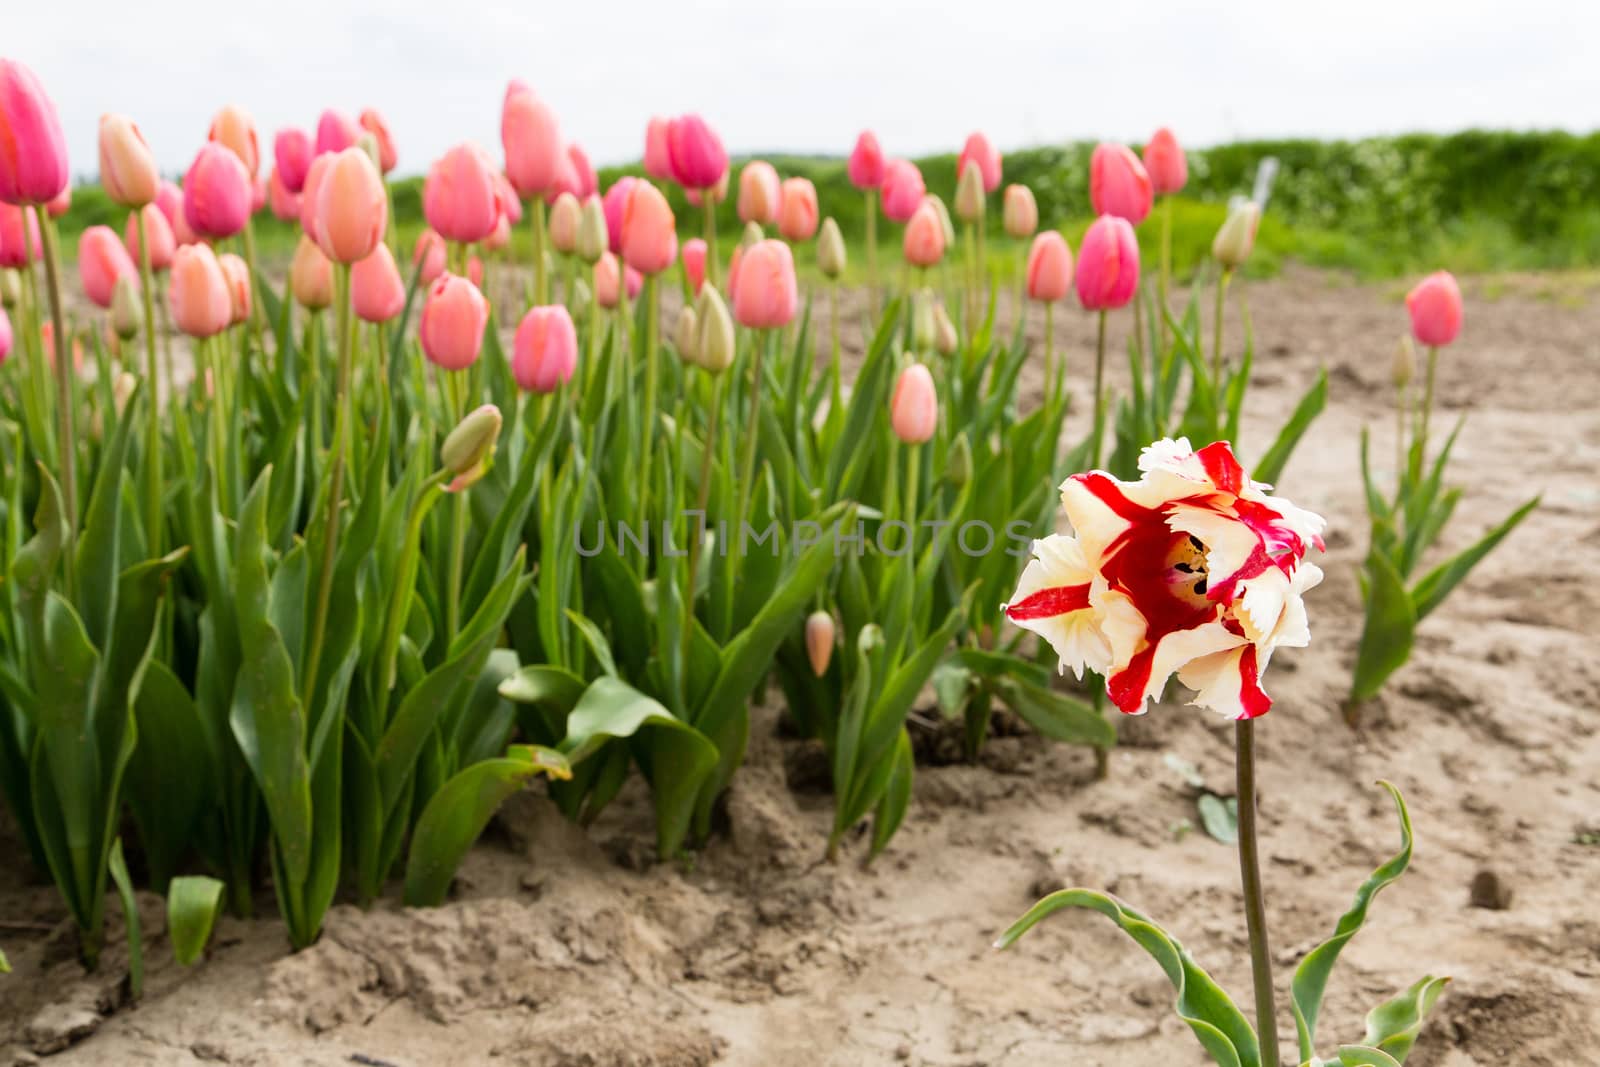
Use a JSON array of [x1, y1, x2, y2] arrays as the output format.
[[639, 274, 660, 529], [1235, 718, 1280, 1067], [242, 218, 268, 357], [1044, 302, 1055, 400], [444, 369, 467, 643], [1092, 310, 1108, 469], [1212, 267, 1232, 394], [1159, 195, 1173, 351], [1395, 383, 1408, 490], [137, 210, 164, 555], [904, 441, 920, 533], [736, 328, 769, 536], [1413, 345, 1438, 486], [975, 210, 987, 331], [703, 194, 719, 288], [19, 217, 54, 468], [685, 371, 724, 664], [829, 280, 842, 417], [531, 197, 548, 305], [865, 189, 879, 314], [36, 211, 77, 595]]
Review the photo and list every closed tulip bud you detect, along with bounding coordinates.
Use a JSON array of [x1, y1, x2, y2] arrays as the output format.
[[184, 142, 252, 239], [928, 195, 955, 247], [958, 132, 1003, 194], [594, 251, 622, 309], [732, 239, 798, 330], [289, 235, 334, 310], [110, 275, 141, 340], [0, 60, 70, 206], [911, 289, 938, 351], [420, 273, 490, 370], [0, 306, 12, 365], [738, 161, 780, 226], [1089, 142, 1153, 225], [0, 203, 40, 268], [549, 192, 581, 255], [358, 108, 398, 173], [218, 252, 251, 325], [778, 178, 819, 242], [848, 130, 885, 190], [740, 220, 764, 249], [423, 143, 499, 244], [1003, 184, 1038, 239], [352, 244, 404, 324], [1392, 335, 1416, 389], [355, 132, 382, 174], [168, 243, 233, 338], [124, 204, 175, 272], [903, 201, 946, 268], [575, 195, 607, 264], [1076, 215, 1140, 311], [891, 362, 938, 445], [621, 180, 677, 275], [1143, 128, 1187, 196], [682, 238, 708, 295], [208, 104, 259, 175], [268, 167, 300, 222], [315, 108, 360, 157], [98, 114, 160, 208], [78, 225, 138, 309], [1211, 199, 1261, 271], [1025, 231, 1073, 303], [413, 228, 447, 285], [954, 163, 986, 224], [274, 127, 313, 193], [113, 370, 137, 415], [313, 147, 387, 264], [805, 611, 835, 677], [569, 277, 592, 319], [817, 217, 846, 280], [945, 432, 972, 488], [0, 269, 18, 308], [644, 116, 674, 181], [880, 159, 925, 223], [1405, 270, 1462, 347], [934, 302, 958, 356], [674, 304, 700, 365], [440, 403, 501, 491], [694, 285, 736, 373], [502, 81, 562, 198], [666, 113, 729, 191]]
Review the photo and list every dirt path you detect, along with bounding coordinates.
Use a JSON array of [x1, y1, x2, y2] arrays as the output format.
[[3, 267, 1598, 1066]]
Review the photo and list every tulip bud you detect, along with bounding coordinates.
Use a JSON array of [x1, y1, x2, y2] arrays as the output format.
[[737, 161, 781, 226], [168, 243, 233, 338], [78, 225, 138, 309], [1405, 270, 1463, 347], [890, 362, 938, 445], [113, 369, 137, 414], [928, 195, 955, 247], [575, 195, 607, 265], [0, 269, 19, 308], [945, 432, 972, 488], [694, 285, 736, 373], [1392, 335, 1416, 390], [778, 178, 819, 243], [805, 611, 835, 677], [359, 108, 398, 174], [848, 131, 885, 190], [740, 220, 764, 249], [98, 114, 160, 208], [817, 217, 846, 280], [548, 192, 581, 255], [904, 202, 946, 268], [440, 403, 502, 492], [675, 305, 700, 366], [958, 132, 1002, 194], [1002, 184, 1038, 240], [110, 274, 141, 340], [954, 163, 986, 224], [933, 302, 958, 356], [1143, 128, 1188, 196], [355, 131, 383, 174], [289, 235, 334, 310], [0, 60, 70, 206], [1212, 199, 1261, 271]]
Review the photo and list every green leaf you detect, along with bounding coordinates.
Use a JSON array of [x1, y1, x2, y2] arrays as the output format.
[[166, 876, 224, 966], [108, 838, 143, 1000], [1361, 975, 1449, 1063], [402, 744, 571, 907], [75, 381, 139, 649], [126, 660, 210, 889], [0, 947, 9, 973], [1410, 496, 1537, 621], [1253, 369, 1327, 486], [1336, 1047, 1403, 1067], [1197, 793, 1239, 845], [1290, 782, 1415, 1063], [997, 889, 1259, 1067], [992, 675, 1116, 749], [1349, 551, 1415, 704], [868, 729, 914, 857]]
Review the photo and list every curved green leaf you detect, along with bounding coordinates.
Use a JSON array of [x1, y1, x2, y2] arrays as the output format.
[[1290, 782, 1414, 1063], [1410, 496, 1537, 622], [993, 674, 1116, 749], [1361, 975, 1449, 1063], [1253, 369, 1327, 486], [1337, 1046, 1403, 1067], [166, 876, 224, 965], [997, 889, 1259, 1067], [1349, 551, 1415, 704], [108, 838, 142, 999]]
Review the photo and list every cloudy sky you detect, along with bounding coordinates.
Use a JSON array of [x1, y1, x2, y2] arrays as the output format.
[[9, 0, 1589, 180]]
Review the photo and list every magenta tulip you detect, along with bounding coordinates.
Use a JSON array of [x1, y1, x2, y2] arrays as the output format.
[[667, 114, 728, 191], [880, 159, 926, 223], [183, 142, 251, 239], [315, 108, 360, 157], [0, 59, 70, 206], [1089, 143, 1153, 225], [1076, 214, 1140, 311]]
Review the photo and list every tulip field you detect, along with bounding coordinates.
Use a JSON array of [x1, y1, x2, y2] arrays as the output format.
[[1, 56, 1597, 1067]]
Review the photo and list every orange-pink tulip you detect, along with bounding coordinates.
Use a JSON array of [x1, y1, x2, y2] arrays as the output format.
[[890, 363, 938, 444], [1003, 184, 1038, 239], [78, 225, 138, 308], [667, 114, 728, 190], [208, 104, 259, 175], [1405, 271, 1463, 347], [778, 178, 819, 242], [1143, 128, 1187, 196], [184, 142, 251, 239], [168, 243, 232, 338], [0, 60, 70, 205], [358, 108, 398, 173], [902, 201, 946, 267], [218, 252, 251, 325], [1076, 214, 1140, 311], [413, 229, 447, 285], [420, 273, 490, 370], [880, 159, 925, 223], [621, 180, 676, 275], [502, 81, 561, 199], [738, 161, 781, 226], [958, 132, 1002, 194], [1025, 231, 1073, 302], [312, 147, 387, 264], [681, 238, 707, 295], [315, 108, 359, 157], [351, 244, 405, 323], [0, 202, 40, 267], [513, 304, 578, 393], [732, 239, 798, 329], [848, 131, 885, 190], [1089, 143, 1153, 225], [289, 235, 333, 310], [423, 143, 499, 244], [124, 204, 175, 271], [644, 116, 673, 181], [98, 114, 160, 208], [594, 251, 622, 309], [274, 127, 312, 192]]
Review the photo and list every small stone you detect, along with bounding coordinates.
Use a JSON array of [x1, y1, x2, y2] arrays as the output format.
[[894, 1044, 912, 1060], [1469, 869, 1513, 910]]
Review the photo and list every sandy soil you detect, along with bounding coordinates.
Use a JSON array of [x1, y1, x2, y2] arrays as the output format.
[[3, 267, 1598, 1066]]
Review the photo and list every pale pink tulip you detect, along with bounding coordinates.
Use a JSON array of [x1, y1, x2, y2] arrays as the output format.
[[208, 104, 259, 175], [644, 116, 673, 181], [168, 243, 232, 337], [1025, 231, 1073, 302], [902, 201, 946, 267], [732, 239, 798, 329], [268, 167, 300, 221], [290, 235, 333, 310], [315, 108, 360, 157], [78, 225, 138, 308], [681, 238, 707, 295], [602, 177, 637, 255], [413, 229, 447, 285], [124, 204, 175, 271], [0, 203, 40, 267], [1405, 271, 1463, 347], [891, 363, 938, 444], [778, 178, 819, 242], [424, 143, 499, 244], [502, 81, 562, 199], [358, 108, 398, 173], [420, 273, 490, 370], [513, 304, 578, 393], [312, 147, 387, 264], [218, 251, 251, 325], [622, 180, 676, 275], [738, 161, 781, 226], [958, 132, 1002, 193], [351, 244, 405, 323], [98, 114, 160, 207], [1143, 128, 1187, 196]]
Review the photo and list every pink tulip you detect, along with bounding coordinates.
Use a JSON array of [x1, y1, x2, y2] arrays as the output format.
[[46, 185, 70, 217], [667, 114, 728, 191], [848, 131, 885, 190], [622, 180, 676, 275], [358, 108, 398, 173], [594, 251, 622, 309], [737, 161, 781, 226], [727, 244, 744, 306], [958, 132, 1002, 194], [1405, 271, 1462, 347], [777, 178, 819, 242], [312, 147, 387, 264], [218, 252, 251, 325], [167, 243, 232, 338], [420, 273, 490, 370], [1076, 214, 1140, 311], [298, 154, 330, 238], [732, 239, 798, 330], [902, 201, 945, 267], [548, 191, 581, 254], [890, 363, 938, 444], [0, 307, 11, 366], [880, 159, 925, 223], [268, 167, 300, 221], [98, 114, 160, 208], [685, 170, 728, 207], [681, 238, 707, 295], [1089, 143, 1153, 225], [494, 172, 523, 224], [124, 204, 176, 271], [483, 213, 511, 251], [1003, 184, 1039, 240], [315, 108, 360, 157], [208, 104, 259, 175], [183, 142, 252, 239], [502, 81, 561, 199], [274, 128, 313, 192], [1025, 231, 1073, 302], [423, 143, 499, 244], [1143, 128, 1187, 196], [644, 117, 674, 181], [602, 177, 636, 255], [78, 226, 138, 309], [0, 60, 70, 206], [566, 143, 597, 199], [351, 244, 405, 323], [513, 304, 578, 393], [251, 175, 267, 214], [413, 229, 447, 285], [0, 202, 40, 267], [625, 262, 642, 299]]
